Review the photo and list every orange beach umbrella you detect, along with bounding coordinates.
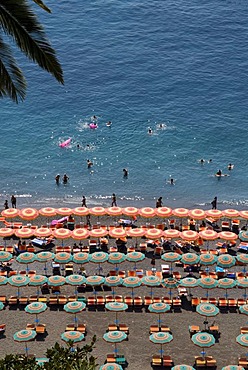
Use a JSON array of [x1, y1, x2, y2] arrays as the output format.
[[109, 228, 127, 239], [71, 228, 90, 240], [72, 207, 89, 217], [222, 209, 240, 218], [0, 227, 14, 238], [205, 209, 223, 219], [139, 207, 156, 218], [56, 207, 73, 216], [155, 207, 173, 218], [89, 207, 107, 216], [19, 208, 39, 221], [188, 209, 206, 220], [53, 228, 72, 239], [172, 208, 189, 218], [1, 208, 19, 218], [34, 227, 52, 238], [15, 228, 34, 239], [39, 207, 57, 217], [122, 207, 139, 217], [107, 207, 123, 216], [180, 230, 199, 241]]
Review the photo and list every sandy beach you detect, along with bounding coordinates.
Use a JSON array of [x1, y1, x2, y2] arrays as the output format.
[[0, 210, 248, 369]]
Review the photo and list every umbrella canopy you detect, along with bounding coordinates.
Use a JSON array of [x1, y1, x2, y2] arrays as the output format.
[[163, 229, 181, 239], [122, 276, 142, 289], [0, 276, 8, 285], [199, 254, 217, 266], [90, 228, 108, 238], [126, 252, 145, 263], [217, 254, 236, 268], [48, 276, 66, 286], [61, 330, 84, 343], [239, 304, 248, 315], [36, 251, 55, 263], [148, 302, 171, 315], [191, 332, 215, 349], [122, 207, 139, 216], [0, 302, 4, 310], [65, 274, 86, 286], [218, 231, 238, 241], [53, 228, 72, 239], [109, 228, 127, 239], [19, 208, 39, 220], [91, 251, 109, 263], [149, 332, 173, 355], [86, 275, 105, 286], [13, 329, 36, 356], [199, 230, 218, 241], [222, 366, 245, 370], [172, 366, 196, 370], [155, 207, 173, 218], [0, 251, 12, 262], [205, 209, 223, 219], [172, 208, 189, 218], [236, 334, 248, 347], [54, 252, 72, 264], [240, 211, 248, 220], [72, 207, 89, 217], [100, 364, 123, 370], [236, 278, 248, 289], [0, 227, 14, 238], [34, 227, 52, 238], [179, 277, 199, 288], [108, 252, 126, 265], [25, 302, 47, 324], [163, 277, 179, 291], [162, 252, 182, 263], [139, 207, 156, 218], [145, 228, 164, 239], [71, 228, 90, 240], [126, 228, 146, 239], [181, 253, 200, 265], [73, 252, 91, 264], [16, 252, 36, 264], [39, 207, 57, 217], [196, 303, 219, 317], [1, 208, 19, 218], [222, 209, 240, 218], [64, 301, 86, 313], [56, 207, 73, 216], [198, 277, 218, 290], [188, 209, 206, 220], [180, 230, 199, 241], [239, 231, 248, 242], [105, 302, 128, 324], [218, 278, 236, 290], [29, 275, 48, 286], [15, 228, 34, 239], [103, 330, 127, 344], [142, 275, 162, 295], [9, 275, 30, 287], [105, 276, 123, 287], [107, 207, 123, 216], [89, 207, 107, 217]]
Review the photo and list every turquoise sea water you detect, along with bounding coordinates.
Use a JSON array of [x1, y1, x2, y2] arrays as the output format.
[[1, 0, 248, 209]]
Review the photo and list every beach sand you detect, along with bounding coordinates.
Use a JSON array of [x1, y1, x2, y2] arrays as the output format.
[[0, 212, 247, 369]]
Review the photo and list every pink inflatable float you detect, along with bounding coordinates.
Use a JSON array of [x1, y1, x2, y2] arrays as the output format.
[[89, 123, 98, 129], [59, 138, 71, 147]]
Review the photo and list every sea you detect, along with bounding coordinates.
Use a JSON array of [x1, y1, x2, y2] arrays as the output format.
[[1, 0, 248, 210]]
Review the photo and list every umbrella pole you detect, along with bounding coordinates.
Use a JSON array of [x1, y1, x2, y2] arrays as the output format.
[[25, 342, 28, 357], [74, 313, 78, 329]]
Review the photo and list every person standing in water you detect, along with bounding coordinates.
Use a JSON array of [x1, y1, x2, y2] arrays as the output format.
[[111, 193, 117, 207], [211, 196, 217, 209], [123, 168, 128, 178], [55, 174, 60, 185], [156, 197, 163, 208], [82, 196, 87, 207], [63, 174, 69, 184], [11, 195, 16, 208]]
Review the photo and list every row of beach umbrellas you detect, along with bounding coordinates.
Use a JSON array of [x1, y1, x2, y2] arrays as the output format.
[[2, 206, 248, 220]]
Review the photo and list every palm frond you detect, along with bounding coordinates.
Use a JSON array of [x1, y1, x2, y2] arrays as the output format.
[[32, 0, 51, 13], [0, 36, 26, 102], [0, 0, 63, 84]]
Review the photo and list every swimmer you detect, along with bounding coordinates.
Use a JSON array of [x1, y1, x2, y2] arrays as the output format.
[[91, 115, 97, 121], [123, 168, 128, 178], [228, 163, 234, 170], [148, 127, 153, 134], [200, 159, 205, 164], [63, 173, 69, 184], [157, 123, 166, 129], [209, 159, 213, 163], [55, 174, 60, 185], [87, 159, 93, 169], [216, 169, 222, 176], [170, 178, 175, 185], [106, 121, 112, 127]]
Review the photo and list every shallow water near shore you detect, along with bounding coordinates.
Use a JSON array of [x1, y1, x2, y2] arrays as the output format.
[[1, 0, 248, 209]]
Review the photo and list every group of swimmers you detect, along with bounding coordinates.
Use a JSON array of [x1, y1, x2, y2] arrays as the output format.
[[91, 115, 112, 127], [55, 174, 69, 185]]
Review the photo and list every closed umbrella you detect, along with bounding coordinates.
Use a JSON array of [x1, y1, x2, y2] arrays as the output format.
[[13, 329, 36, 357], [25, 302, 47, 325], [191, 332, 215, 358], [64, 301, 86, 328], [105, 302, 128, 325], [149, 332, 173, 356], [103, 331, 127, 357], [148, 302, 171, 327]]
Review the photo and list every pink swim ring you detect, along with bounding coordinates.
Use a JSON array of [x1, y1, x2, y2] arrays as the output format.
[[89, 123, 98, 129]]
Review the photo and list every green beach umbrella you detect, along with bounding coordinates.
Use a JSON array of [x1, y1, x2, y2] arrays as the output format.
[[105, 276, 123, 298], [35, 357, 50, 366], [29, 275, 48, 296], [36, 251, 55, 275], [236, 278, 248, 299], [148, 302, 171, 326], [25, 302, 47, 325], [161, 252, 181, 273], [86, 275, 105, 294], [236, 334, 248, 347], [191, 332, 215, 358], [196, 303, 219, 330], [105, 302, 128, 325], [163, 277, 179, 297], [181, 253, 200, 265], [48, 275, 66, 286], [61, 330, 84, 343], [179, 277, 198, 296], [142, 275, 162, 296], [103, 331, 127, 356], [236, 254, 248, 267], [72, 252, 92, 264], [64, 301, 86, 327], [100, 364, 123, 370], [126, 251, 145, 269], [172, 366, 195, 370], [149, 332, 173, 356], [218, 278, 236, 298], [13, 329, 36, 356], [222, 366, 245, 370], [199, 254, 217, 266], [122, 276, 142, 296], [217, 254, 236, 269], [239, 304, 248, 315], [8, 275, 30, 296], [198, 277, 218, 298], [16, 252, 36, 272], [239, 231, 248, 242], [90, 251, 109, 275], [0, 251, 12, 262], [0, 276, 8, 285], [65, 274, 86, 285], [0, 301, 4, 310], [54, 252, 72, 264], [108, 252, 126, 265]]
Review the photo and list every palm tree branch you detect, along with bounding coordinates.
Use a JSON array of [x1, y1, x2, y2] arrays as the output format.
[[0, 36, 26, 102], [32, 0, 51, 13], [0, 0, 63, 84]]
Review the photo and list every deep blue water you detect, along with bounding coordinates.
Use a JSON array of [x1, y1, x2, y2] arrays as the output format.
[[1, 0, 248, 209]]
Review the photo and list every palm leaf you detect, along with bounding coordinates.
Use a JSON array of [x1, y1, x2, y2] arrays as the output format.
[[0, 36, 26, 102], [32, 0, 51, 13], [0, 0, 63, 84]]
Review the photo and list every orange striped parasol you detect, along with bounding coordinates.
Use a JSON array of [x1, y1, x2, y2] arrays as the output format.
[[39, 207, 57, 217], [53, 228, 72, 239], [205, 209, 223, 219], [199, 229, 218, 241], [139, 207, 156, 218], [15, 228, 34, 239], [106, 207, 123, 216], [56, 207, 73, 216], [163, 229, 180, 239], [90, 228, 108, 238], [0, 227, 14, 238], [145, 228, 164, 239], [218, 231, 238, 241], [188, 209, 206, 220], [172, 208, 189, 218], [109, 228, 127, 239], [122, 207, 139, 216], [19, 208, 39, 221], [34, 227, 52, 238], [71, 228, 90, 240], [72, 207, 89, 216], [155, 207, 173, 218], [1, 208, 19, 218], [180, 230, 199, 241], [127, 228, 146, 238], [89, 207, 107, 216], [240, 211, 248, 220], [222, 209, 240, 218]]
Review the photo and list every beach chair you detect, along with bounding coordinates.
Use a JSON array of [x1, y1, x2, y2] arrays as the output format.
[[173, 271, 182, 280], [0, 324, 6, 335], [8, 296, 18, 305], [150, 325, 160, 334], [208, 298, 218, 306], [48, 296, 58, 306], [205, 356, 217, 368], [153, 296, 162, 303], [77, 323, 86, 334], [194, 356, 206, 368], [87, 296, 96, 308], [65, 323, 75, 331], [163, 355, 173, 367], [133, 296, 143, 309], [119, 323, 129, 334], [58, 295, 68, 305], [124, 296, 133, 306], [38, 296, 48, 304], [189, 325, 200, 337], [228, 298, 237, 311], [106, 354, 116, 363], [114, 295, 123, 303], [191, 297, 200, 310], [19, 296, 29, 305], [161, 325, 171, 333], [144, 296, 153, 306], [29, 295, 38, 303], [0, 296, 7, 305], [26, 323, 35, 330], [68, 295, 77, 302], [237, 298, 247, 307], [108, 323, 118, 331], [240, 327, 248, 334], [36, 324, 46, 334], [238, 357, 248, 368], [96, 295, 105, 307], [172, 297, 182, 310], [151, 354, 162, 366], [163, 296, 172, 305], [218, 298, 228, 311], [105, 295, 115, 303]]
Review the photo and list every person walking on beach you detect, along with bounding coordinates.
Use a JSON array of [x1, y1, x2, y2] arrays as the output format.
[[156, 197, 163, 208], [211, 196, 217, 209], [112, 193, 117, 207], [11, 195, 16, 208], [82, 196, 87, 207]]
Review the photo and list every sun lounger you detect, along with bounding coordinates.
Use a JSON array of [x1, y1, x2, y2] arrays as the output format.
[[77, 323, 86, 334], [0, 296, 7, 305], [163, 355, 173, 367], [119, 323, 129, 334], [194, 356, 206, 367], [205, 356, 217, 367], [26, 323, 35, 330], [36, 324, 46, 334], [8, 296, 18, 305], [152, 354, 162, 366], [108, 324, 118, 331], [189, 325, 200, 337], [161, 325, 171, 333], [241, 326, 248, 334], [106, 353, 116, 363], [150, 325, 160, 334], [19, 296, 28, 305], [238, 357, 248, 368], [65, 323, 75, 331], [114, 295, 123, 303]]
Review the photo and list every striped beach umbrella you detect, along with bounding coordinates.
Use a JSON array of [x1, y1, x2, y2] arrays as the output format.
[[0, 251, 12, 262], [29, 274, 48, 295], [25, 302, 47, 325], [237, 278, 248, 297], [105, 276, 123, 297], [217, 254, 236, 268], [127, 228, 146, 238], [54, 252, 72, 264], [172, 208, 189, 218], [39, 207, 57, 217], [123, 207, 139, 216], [66, 274, 86, 286], [205, 209, 223, 219], [109, 228, 127, 239], [240, 211, 248, 220], [145, 228, 164, 239], [61, 330, 84, 343], [19, 208, 39, 220], [0, 302, 4, 310], [180, 230, 199, 241], [191, 332, 215, 357], [142, 275, 162, 296], [72, 207, 89, 217], [122, 276, 141, 296], [52, 228, 72, 240], [188, 209, 206, 220], [36, 251, 55, 275], [163, 277, 179, 296], [86, 275, 105, 293], [126, 251, 145, 263], [199, 229, 218, 241], [218, 278, 236, 297], [218, 231, 238, 241], [155, 207, 173, 218], [8, 275, 30, 296], [172, 366, 196, 370], [56, 207, 72, 216], [179, 277, 198, 295], [196, 303, 219, 319], [162, 252, 181, 263], [103, 331, 127, 356], [222, 366, 245, 370], [13, 329, 36, 356], [108, 252, 126, 265], [16, 252, 36, 265], [139, 207, 156, 218], [107, 207, 123, 216], [149, 332, 173, 356], [15, 228, 34, 239], [71, 228, 90, 240], [91, 252, 109, 274], [236, 334, 248, 347], [90, 228, 108, 238], [239, 231, 248, 242], [239, 304, 248, 315], [198, 277, 218, 298], [100, 364, 123, 370], [0, 227, 14, 238], [1, 208, 19, 218], [163, 229, 181, 239], [105, 302, 128, 325], [64, 301, 86, 327], [34, 227, 52, 238], [222, 209, 240, 218], [148, 302, 171, 326], [48, 275, 66, 286], [181, 253, 200, 265], [0, 276, 8, 285], [199, 254, 217, 266], [73, 252, 91, 264], [89, 207, 107, 217]]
